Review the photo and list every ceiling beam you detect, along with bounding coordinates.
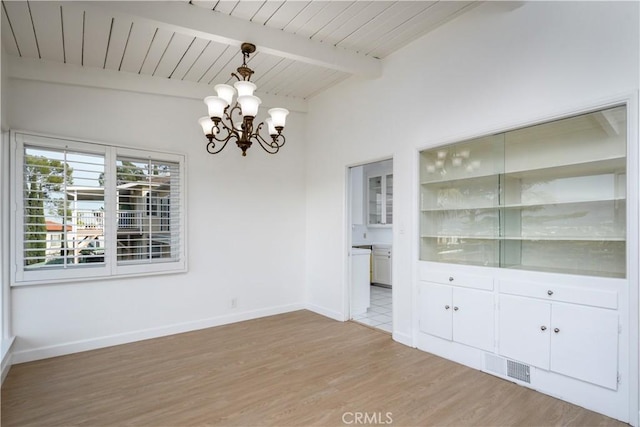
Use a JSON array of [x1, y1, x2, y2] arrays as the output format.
[[6, 56, 308, 113], [74, 1, 382, 78], [592, 110, 621, 136]]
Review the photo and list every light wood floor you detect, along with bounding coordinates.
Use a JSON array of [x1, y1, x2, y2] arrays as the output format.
[[1, 310, 626, 426]]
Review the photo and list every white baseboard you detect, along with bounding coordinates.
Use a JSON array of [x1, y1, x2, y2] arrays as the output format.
[[392, 331, 413, 348], [12, 303, 304, 364], [305, 303, 345, 322], [1, 336, 16, 384]]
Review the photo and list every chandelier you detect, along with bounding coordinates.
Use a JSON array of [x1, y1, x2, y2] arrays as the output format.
[[198, 43, 289, 157]]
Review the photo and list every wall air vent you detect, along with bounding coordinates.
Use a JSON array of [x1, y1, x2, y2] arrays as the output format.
[[507, 359, 531, 383], [484, 354, 531, 384]]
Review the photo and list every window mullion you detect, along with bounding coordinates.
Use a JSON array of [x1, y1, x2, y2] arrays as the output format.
[[104, 147, 117, 276], [62, 148, 69, 267], [147, 158, 152, 263]]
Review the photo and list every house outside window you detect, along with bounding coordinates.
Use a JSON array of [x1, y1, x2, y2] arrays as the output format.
[[11, 131, 186, 285]]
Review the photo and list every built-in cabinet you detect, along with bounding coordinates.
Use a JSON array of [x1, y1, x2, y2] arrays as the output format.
[[417, 266, 625, 414], [416, 105, 631, 422]]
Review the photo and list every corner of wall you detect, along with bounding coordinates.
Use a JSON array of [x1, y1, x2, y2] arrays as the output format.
[[1, 48, 8, 132], [0, 47, 12, 380], [1, 336, 15, 384], [392, 331, 414, 348], [305, 302, 346, 322]]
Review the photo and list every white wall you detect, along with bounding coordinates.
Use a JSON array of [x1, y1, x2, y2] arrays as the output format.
[[304, 0, 639, 344], [6, 76, 307, 362], [1, 47, 14, 381]]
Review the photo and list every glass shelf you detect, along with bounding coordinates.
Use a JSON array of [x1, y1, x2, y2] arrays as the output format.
[[420, 236, 500, 268], [421, 175, 500, 210], [421, 235, 625, 241], [502, 198, 626, 209], [421, 209, 499, 238], [505, 157, 625, 179], [503, 264, 625, 279]]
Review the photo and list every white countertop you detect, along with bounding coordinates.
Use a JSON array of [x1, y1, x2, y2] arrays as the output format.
[[352, 248, 372, 255]]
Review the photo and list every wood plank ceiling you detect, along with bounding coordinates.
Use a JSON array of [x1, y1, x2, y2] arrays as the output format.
[[1, 1, 477, 101]]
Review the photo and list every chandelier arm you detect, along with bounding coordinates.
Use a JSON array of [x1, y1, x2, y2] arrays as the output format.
[[252, 123, 275, 147], [253, 129, 273, 147], [206, 139, 230, 155], [206, 105, 243, 143], [253, 123, 286, 154], [217, 103, 246, 140], [216, 104, 241, 132], [208, 122, 237, 143], [254, 137, 281, 154], [228, 103, 244, 123], [260, 122, 286, 149], [209, 129, 236, 143], [270, 133, 286, 149]]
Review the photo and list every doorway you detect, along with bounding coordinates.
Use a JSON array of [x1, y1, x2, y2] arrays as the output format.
[[348, 159, 393, 333]]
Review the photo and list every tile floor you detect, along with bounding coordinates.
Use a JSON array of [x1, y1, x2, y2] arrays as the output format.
[[352, 285, 392, 333]]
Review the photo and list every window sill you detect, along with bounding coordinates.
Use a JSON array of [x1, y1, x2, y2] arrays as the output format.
[[11, 265, 187, 287]]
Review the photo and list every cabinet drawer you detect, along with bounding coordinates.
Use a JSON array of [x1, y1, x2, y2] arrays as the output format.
[[498, 280, 617, 309], [373, 248, 391, 256], [419, 266, 493, 291]]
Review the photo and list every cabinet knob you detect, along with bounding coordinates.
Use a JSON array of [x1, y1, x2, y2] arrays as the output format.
[[547, 290, 554, 296], [540, 326, 547, 331], [554, 328, 560, 333], [444, 305, 450, 310], [449, 276, 454, 282], [453, 306, 459, 311]]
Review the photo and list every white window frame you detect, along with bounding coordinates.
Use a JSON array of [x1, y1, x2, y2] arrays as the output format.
[[10, 131, 187, 286]]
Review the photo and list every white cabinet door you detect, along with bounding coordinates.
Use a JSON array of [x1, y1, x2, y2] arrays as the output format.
[[368, 176, 383, 225], [385, 173, 393, 224], [372, 252, 391, 285], [453, 287, 494, 352], [419, 283, 452, 340], [350, 251, 371, 316], [550, 303, 619, 390], [367, 174, 393, 226], [420, 283, 494, 351], [499, 295, 551, 369]]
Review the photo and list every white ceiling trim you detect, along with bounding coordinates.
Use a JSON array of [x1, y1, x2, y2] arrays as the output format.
[[6, 55, 309, 113], [74, 1, 382, 78]]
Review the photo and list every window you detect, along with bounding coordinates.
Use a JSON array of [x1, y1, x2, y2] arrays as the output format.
[[11, 132, 186, 284], [115, 156, 181, 266]]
